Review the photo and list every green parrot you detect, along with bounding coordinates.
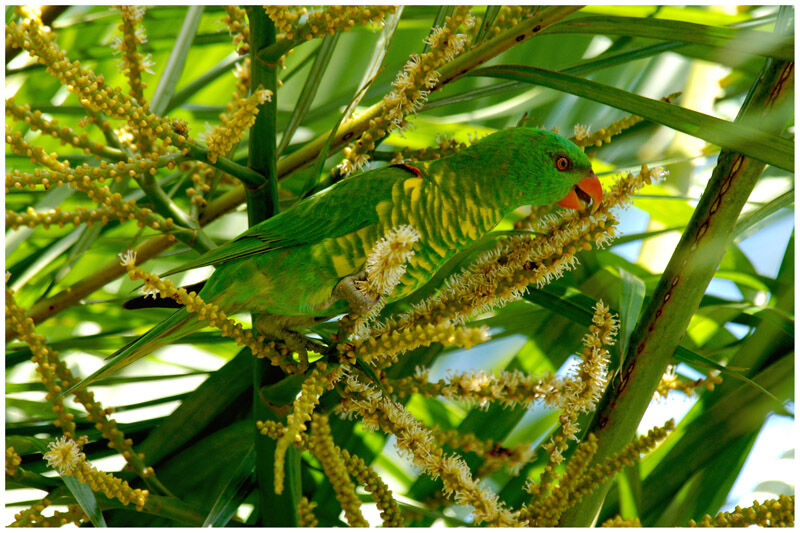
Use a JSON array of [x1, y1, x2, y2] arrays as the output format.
[[71, 127, 601, 390]]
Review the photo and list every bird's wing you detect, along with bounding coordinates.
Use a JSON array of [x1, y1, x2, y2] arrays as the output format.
[[160, 165, 419, 277]]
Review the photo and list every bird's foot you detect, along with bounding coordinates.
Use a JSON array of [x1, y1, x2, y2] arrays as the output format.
[[333, 271, 380, 317], [253, 314, 321, 369]]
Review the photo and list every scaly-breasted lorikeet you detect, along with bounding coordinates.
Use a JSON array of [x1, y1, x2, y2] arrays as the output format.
[[72, 127, 602, 389]]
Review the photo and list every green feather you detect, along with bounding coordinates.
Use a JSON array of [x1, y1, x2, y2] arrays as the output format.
[[160, 166, 416, 278]]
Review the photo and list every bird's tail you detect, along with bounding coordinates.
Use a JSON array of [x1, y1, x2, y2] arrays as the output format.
[[63, 308, 200, 394]]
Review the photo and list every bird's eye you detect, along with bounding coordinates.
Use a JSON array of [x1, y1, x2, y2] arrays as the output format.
[[556, 156, 570, 171]]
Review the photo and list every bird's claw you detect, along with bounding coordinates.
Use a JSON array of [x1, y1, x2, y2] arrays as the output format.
[[333, 270, 380, 317], [253, 314, 320, 369], [281, 333, 318, 369]]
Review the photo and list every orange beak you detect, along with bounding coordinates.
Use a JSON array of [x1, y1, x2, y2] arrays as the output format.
[[557, 172, 603, 214]]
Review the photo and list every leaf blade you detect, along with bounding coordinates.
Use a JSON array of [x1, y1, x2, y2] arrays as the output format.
[[150, 6, 205, 115], [544, 15, 793, 60], [467, 64, 794, 172]]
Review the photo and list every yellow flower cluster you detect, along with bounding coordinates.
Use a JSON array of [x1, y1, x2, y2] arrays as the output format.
[[601, 515, 643, 527], [554, 301, 618, 447], [389, 134, 469, 164], [273, 363, 344, 494], [296, 496, 319, 527], [5, 146, 176, 230], [6, 284, 77, 438], [524, 421, 673, 526], [339, 6, 474, 175], [341, 448, 404, 527], [338, 375, 521, 526], [15, 504, 87, 528], [118, 251, 296, 371], [5, 124, 64, 171], [6, 97, 112, 158], [529, 301, 618, 510], [264, 5, 396, 42], [44, 436, 148, 511], [42, 505, 88, 527], [223, 6, 250, 55], [350, 225, 421, 340], [256, 419, 293, 441], [578, 420, 674, 494], [7, 12, 183, 151], [6, 281, 154, 478], [11, 492, 86, 526], [308, 413, 369, 526], [574, 93, 680, 149], [513, 204, 555, 231], [351, 319, 490, 369], [391, 367, 564, 410], [114, 6, 152, 105], [10, 497, 53, 527], [259, 417, 403, 527], [434, 427, 534, 477], [204, 87, 272, 164], [73, 460, 149, 511], [231, 59, 252, 99], [358, 225, 420, 300], [7, 206, 110, 230], [184, 59, 250, 206], [6, 447, 22, 477], [488, 6, 537, 37], [522, 434, 600, 526], [185, 162, 215, 207], [43, 435, 86, 474], [689, 494, 794, 527], [655, 365, 722, 399], [115, 6, 160, 156]]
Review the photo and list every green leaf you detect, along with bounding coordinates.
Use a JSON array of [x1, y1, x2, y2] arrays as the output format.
[[62, 475, 108, 527], [616, 464, 641, 521], [260, 372, 306, 405], [652, 433, 757, 526], [5, 398, 84, 420], [278, 34, 340, 156], [137, 349, 251, 464], [150, 6, 205, 115], [672, 345, 779, 402], [166, 52, 243, 113], [523, 286, 596, 327], [544, 15, 793, 60], [706, 302, 794, 337], [611, 226, 684, 246], [467, 64, 794, 172], [476, 5, 502, 43], [5, 186, 73, 256], [734, 189, 793, 242], [203, 445, 256, 526]]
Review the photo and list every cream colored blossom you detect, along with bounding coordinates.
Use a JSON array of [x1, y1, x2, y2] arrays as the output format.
[[44, 436, 82, 475], [358, 225, 420, 299]]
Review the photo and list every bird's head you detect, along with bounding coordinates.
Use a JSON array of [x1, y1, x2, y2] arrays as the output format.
[[471, 128, 603, 214]]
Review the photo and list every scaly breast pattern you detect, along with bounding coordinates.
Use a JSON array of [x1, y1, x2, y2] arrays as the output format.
[[314, 171, 505, 303]]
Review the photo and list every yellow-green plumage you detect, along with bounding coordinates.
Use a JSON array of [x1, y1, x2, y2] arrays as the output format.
[[72, 127, 599, 389]]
